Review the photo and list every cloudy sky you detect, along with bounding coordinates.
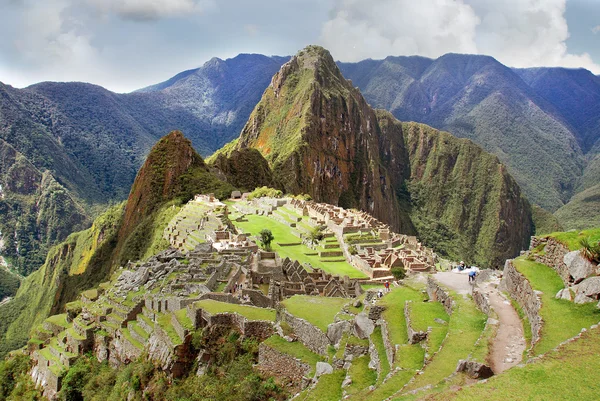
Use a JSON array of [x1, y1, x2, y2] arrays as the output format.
[[0, 0, 598, 93]]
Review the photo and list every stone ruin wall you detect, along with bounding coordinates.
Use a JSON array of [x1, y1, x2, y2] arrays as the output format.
[[277, 308, 330, 355], [529, 237, 571, 285], [471, 288, 491, 315], [426, 276, 453, 315], [501, 259, 543, 346], [404, 302, 427, 344], [257, 342, 311, 388]]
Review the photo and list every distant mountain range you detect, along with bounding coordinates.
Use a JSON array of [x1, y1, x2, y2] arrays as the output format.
[[1, 49, 599, 277]]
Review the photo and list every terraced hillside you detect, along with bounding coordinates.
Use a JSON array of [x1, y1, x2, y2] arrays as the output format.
[[3, 220, 600, 400]]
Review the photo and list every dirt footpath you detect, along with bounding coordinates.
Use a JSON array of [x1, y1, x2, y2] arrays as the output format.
[[433, 272, 526, 374]]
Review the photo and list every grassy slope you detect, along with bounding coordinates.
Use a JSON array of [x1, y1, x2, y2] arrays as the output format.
[[513, 258, 600, 355], [0, 203, 124, 359], [231, 214, 366, 278], [281, 295, 349, 332], [423, 326, 600, 401], [554, 184, 600, 230], [531, 204, 563, 235], [194, 300, 276, 321], [263, 335, 324, 375], [545, 227, 600, 250]]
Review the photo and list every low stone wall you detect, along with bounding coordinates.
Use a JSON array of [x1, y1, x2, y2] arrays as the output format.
[[404, 302, 427, 344], [244, 320, 275, 341], [472, 288, 491, 315], [501, 260, 543, 346], [277, 309, 330, 355], [380, 320, 395, 366], [257, 342, 312, 388], [529, 237, 571, 285], [171, 314, 188, 342], [243, 288, 272, 308], [224, 266, 243, 294], [426, 276, 453, 315], [198, 292, 241, 304]]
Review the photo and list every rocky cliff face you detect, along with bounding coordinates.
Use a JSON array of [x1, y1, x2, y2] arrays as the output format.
[[115, 130, 234, 265], [213, 46, 533, 267]]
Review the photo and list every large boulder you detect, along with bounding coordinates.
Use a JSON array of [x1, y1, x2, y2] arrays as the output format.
[[456, 360, 494, 379], [314, 362, 333, 378], [564, 251, 597, 283], [555, 288, 573, 301], [574, 277, 600, 304], [354, 313, 375, 339], [327, 320, 351, 344]]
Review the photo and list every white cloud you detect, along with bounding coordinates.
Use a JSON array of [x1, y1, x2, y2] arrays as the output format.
[[86, 0, 215, 21], [593, 25, 600, 34], [320, 0, 479, 62], [320, 0, 600, 74]]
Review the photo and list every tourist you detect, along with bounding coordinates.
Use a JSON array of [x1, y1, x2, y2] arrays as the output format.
[[468, 269, 477, 283], [458, 261, 465, 271], [384, 281, 390, 293], [378, 289, 383, 298]]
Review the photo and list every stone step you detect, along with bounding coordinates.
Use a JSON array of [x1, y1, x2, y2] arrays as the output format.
[[107, 313, 125, 328], [137, 313, 154, 334], [128, 322, 149, 343], [99, 321, 119, 336]]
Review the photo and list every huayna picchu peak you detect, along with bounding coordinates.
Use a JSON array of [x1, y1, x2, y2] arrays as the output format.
[[212, 46, 533, 268]]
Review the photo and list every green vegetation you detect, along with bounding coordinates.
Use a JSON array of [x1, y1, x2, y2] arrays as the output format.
[[555, 184, 600, 230], [346, 355, 377, 396], [297, 370, 345, 401], [0, 203, 124, 359], [0, 270, 20, 300], [513, 258, 600, 355], [247, 186, 283, 200], [402, 293, 486, 393], [263, 335, 324, 375], [231, 214, 366, 278], [425, 327, 600, 401], [281, 295, 349, 332], [194, 300, 276, 321], [259, 229, 275, 251], [545, 227, 600, 251], [531, 205, 563, 235], [0, 354, 40, 401], [371, 326, 390, 383]]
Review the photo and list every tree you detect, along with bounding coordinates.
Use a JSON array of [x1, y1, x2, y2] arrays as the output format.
[[259, 229, 274, 251], [391, 266, 406, 280], [308, 226, 324, 247]]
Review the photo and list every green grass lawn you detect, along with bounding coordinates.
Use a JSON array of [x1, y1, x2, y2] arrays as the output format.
[[156, 313, 183, 345], [231, 214, 367, 278], [546, 227, 600, 250], [263, 335, 324, 375], [513, 258, 600, 355], [296, 369, 346, 401], [45, 314, 70, 329], [422, 326, 600, 401], [400, 292, 486, 395], [346, 355, 377, 396], [378, 286, 425, 353], [194, 299, 276, 321], [281, 295, 349, 332], [409, 301, 449, 362], [371, 326, 390, 384]]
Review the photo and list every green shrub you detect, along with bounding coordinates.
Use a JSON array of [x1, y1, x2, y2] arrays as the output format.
[[247, 186, 283, 200], [391, 266, 406, 280]]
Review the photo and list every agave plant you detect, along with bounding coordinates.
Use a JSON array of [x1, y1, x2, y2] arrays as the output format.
[[579, 237, 600, 263]]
